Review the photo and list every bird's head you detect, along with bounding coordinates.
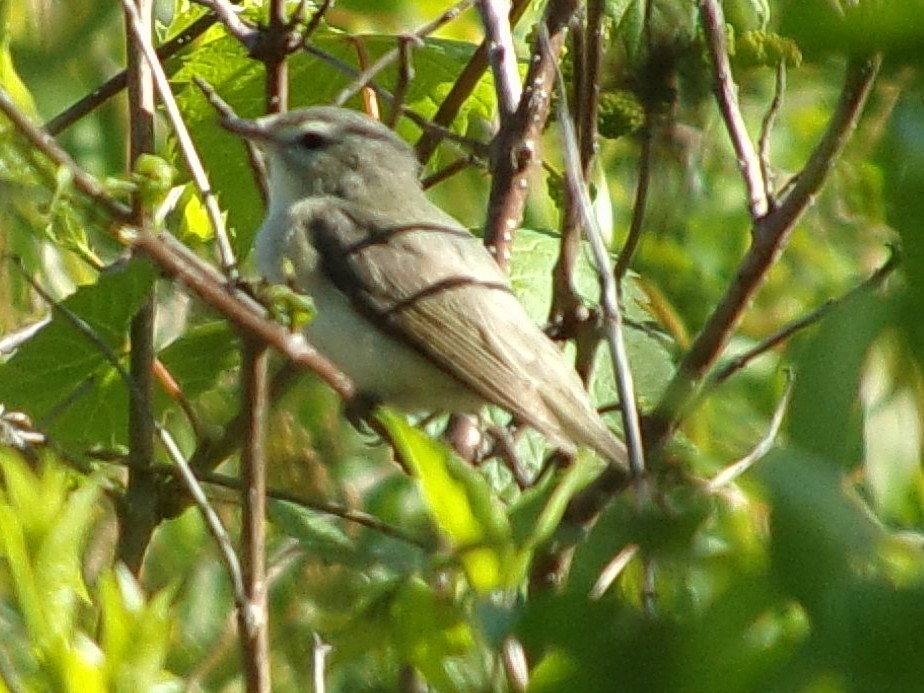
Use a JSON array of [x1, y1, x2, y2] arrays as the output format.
[[223, 106, 422, 214]]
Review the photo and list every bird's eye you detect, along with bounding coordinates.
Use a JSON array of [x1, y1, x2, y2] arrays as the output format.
[[296, 131, 328, 150]]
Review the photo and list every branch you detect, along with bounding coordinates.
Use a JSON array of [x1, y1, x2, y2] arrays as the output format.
[[127, 229, 355, 401], [706, 248, 898, 389], [415, 0, 532, 163], [550, 33, 641, 477], [646, 55, 881, 452], [700, 0, 768, 219], [301, 43, 488, 157], [332, 0, 476, 107], [613, 127, 652, 281], [0, 88, 132, 221], [191, 0, 259, 48], [239, 339, 270, 693], [122, 0, 239, 278], [385, 35, 420, 127], [476, 0, 522, 119], [262, 0, 291, 115], [484, 0, 579, 270], [118, 0, 158, 576], [758, 62, 786, 198], [705, 370, 793, 491], [13, 254, 248, 604], [156, 424, 250, 616], [44, 12, 219, 136]]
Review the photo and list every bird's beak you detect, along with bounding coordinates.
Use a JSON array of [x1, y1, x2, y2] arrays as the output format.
[[220, 115, 272, 144]]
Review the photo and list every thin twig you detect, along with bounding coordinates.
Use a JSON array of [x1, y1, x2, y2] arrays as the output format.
[[577, 1, 603, 168], [190, 0, 258, 47], [186, 362, 301, 478], [0, 88, 132, 221], [614, 127, 652, 281], [83, 449, 430, 548], [300, 0, 332, 39], [477, 0, 522, 119], [0, 316, 52, 354], [589, 543, 639, 600], [13, 256, 248, 605], [127, 229, 356, 400], [194, 77, 269, 205], [502, 636, 529, 691], [118, 0, 158, 576], [201, 471, 431, 548], [420, 155, 480, 190], [758, 61, 786, 200], [301, 43, 489, 156], [385, 34, 421, 127], [415, 0, 532, 163], [332, 0, 476, 107], [44, 12, 219, 135], [548, 29, 642, 477], [263, 0, 291, 115], [185, 542, 303, 690], [312, 634, 332, 693], [122, 0, 239, 278], [707, 248, 899, 389], [700, 0, 768, 219], [706, 370, 794, 491], [548, 0, 605, 344], [156, 424, 249, 611]]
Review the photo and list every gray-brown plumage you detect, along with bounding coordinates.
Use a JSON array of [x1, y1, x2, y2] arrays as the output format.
[[224, 107, 628, 470]]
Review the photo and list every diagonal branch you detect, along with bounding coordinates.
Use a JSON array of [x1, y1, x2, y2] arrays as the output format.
[[0, 88, 132, 221], [331, 0, 476, 107], [706, 248, 898, 390], [700, 0, 768, 219], [117, 0, 158, 576], [44, 12, 220, 136], [645, 54, 882, 452]]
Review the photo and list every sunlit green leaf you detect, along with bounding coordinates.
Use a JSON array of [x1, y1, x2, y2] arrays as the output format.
[[375, 408, 515, 591]]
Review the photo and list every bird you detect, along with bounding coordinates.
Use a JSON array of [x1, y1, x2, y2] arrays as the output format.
[[222, 106, 628, 472]]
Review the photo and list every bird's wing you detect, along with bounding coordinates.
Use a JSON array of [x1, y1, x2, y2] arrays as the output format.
[[291, 200, 611, 455]]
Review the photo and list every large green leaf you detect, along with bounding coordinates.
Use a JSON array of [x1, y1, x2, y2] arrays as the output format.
[[508, 228, 674, 415], [375, 407, 516, 592], [0, 258, 156, 448]]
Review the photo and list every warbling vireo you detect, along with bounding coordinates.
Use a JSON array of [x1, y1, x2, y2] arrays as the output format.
[[223, 107, 628, 470]]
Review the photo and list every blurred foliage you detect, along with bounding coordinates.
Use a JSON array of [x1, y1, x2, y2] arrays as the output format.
[[0, 0, 922, 691]]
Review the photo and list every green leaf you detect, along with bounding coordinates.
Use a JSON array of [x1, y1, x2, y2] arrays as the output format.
[[508, 454, 602, 551], [375, 408, 515, 592], [0, 258, 156, 448], [157, 320, 239, 400], [98, 566, 174, 693], [760, 447, 880, 611], [781, 0, 924, 60], [787, 290, 886, 467], [388, 577, 474, 691], [0, 451, 99, 649], [0, 0, 37, 119], [268, 499, 359, 565]]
